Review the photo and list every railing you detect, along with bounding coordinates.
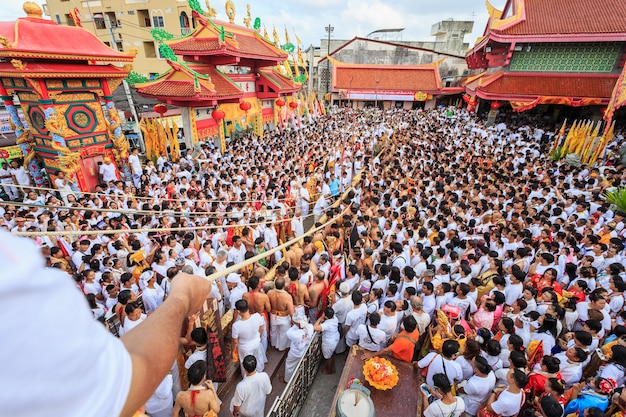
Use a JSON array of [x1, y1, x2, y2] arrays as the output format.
[[266, 332, 323, 417], [181, 28, 192, 36]]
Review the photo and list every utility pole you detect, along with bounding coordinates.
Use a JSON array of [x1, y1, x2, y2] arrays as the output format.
[[105, 15, 145, 151], [325, 24, 334, 99]]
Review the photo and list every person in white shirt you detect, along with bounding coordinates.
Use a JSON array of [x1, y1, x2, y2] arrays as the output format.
[[0, 161, 18, 200], [421, 373, 465, 417], [485, 368, 528, 417], [356, 312, 386, 352], [417, 339, 463, 387], [230, 355, 272, 417], [228, 236, 246, 265], [99, 157, 119, 184], [291, 210, 305, 238], [140, 270, 164, 314], [283, 314, 313, 382], [120, 301, 146, 335], [314, 307, 340, 374], [53, 171, 76, 204], [231, 300, 267, 374], [344, 291, 368, 347], [461, 356, 496, 416], [128, 148, 142, 188], [9, 160, 31, 187]]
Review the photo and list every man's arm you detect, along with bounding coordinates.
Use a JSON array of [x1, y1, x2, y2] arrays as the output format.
[[119, 273, 211, 417], [361, 345, 393, 360]]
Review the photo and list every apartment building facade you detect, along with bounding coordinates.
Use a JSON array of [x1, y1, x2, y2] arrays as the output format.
[[44, 0, 195, 76]]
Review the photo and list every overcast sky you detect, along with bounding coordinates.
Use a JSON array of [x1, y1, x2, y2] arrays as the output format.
[[2, 0, 508, 51]]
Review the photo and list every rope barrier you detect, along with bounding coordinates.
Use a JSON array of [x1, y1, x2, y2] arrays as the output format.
[[10, 212, 311, 237], [1, 196, 312, 218]]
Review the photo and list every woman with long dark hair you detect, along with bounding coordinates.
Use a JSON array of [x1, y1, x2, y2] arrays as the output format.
[[531, 315, 558, 356], [598, 345, 626, 387]]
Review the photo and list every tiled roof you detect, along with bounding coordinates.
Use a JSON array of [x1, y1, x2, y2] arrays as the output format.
[[169, 38, 222, 53], [259, 69, 300, 92], [335, 66, 440, 92], [226, 35, 285, 59], [498, 0, 626, 36], [478, 72, 617, 98], [169, 12, 287, 61], [136, 64, 242, 100], [0, 18, 133, 62]]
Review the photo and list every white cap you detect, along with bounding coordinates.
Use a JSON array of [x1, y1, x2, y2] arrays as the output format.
[[226, 273, 241, 284], [339, 282, 350, 295], [140, 270, 154, 282], [182, 248, 193, 257]]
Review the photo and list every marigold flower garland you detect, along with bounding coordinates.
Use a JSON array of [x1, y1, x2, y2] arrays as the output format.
[[363, 357, 399, 390]]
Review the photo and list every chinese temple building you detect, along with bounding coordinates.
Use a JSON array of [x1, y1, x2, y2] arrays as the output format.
[[0, 2, 135, 191], [133, 2, 302, 151], [465, 0, 626, 112], [326, 56, 464, 110]]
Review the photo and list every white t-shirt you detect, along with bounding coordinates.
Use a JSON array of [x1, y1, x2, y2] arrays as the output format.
[[491, 389, 524, 417], [0, 232, 132, 416], [232, 313, 265, 352], [230, 372, 272, 417], [99, 163, 118, 183], [424, 397, 465, 417], [345, 304, 367, 342], [463, 372, 496, 415], [122, 313, 146, 335], [356, 324, 386, 352], [128, 154, 142, 175], [418, 352, 463, 387]]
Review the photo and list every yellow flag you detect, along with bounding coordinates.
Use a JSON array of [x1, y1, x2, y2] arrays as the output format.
[[284, 27, 290, 45], [293, 29, 302, 45], [273, 26, 280, 45]]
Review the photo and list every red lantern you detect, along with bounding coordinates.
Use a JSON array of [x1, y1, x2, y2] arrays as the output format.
[[490, 101, 502, 110], [239, 101, 252, 112], [275, 98, 285, 107], [211, 109, 225, 121], [289, 102, 298, 110], [153, 103, 167, 117]]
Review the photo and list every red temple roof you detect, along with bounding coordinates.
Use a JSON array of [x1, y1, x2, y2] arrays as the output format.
[[259, 69, 300, 94], [0, 17, 134, 62], [134, 60, 242, 107], [470, 71, 617, 101], [0, 61, 130, 78], [496, 0, 626, 37], [332, 61, 442, 93], [167, 11, 287, 66]]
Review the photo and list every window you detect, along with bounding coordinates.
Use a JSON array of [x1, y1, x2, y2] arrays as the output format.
[[143, 41, 156, 58], [152, 15, 164, 27], [55, 14, 61, 24], [94, 16, 106, 30], [116, 41, 124, 52], [105, 12, 118, 27], [137, 9, 150, 27], [64, 13, 75, 26]]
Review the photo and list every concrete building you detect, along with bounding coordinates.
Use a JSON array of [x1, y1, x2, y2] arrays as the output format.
[[43, 0, 196, 76], [314, 21, 473, 97]]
